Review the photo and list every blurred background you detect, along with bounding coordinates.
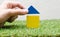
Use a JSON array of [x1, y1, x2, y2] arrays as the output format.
[[0, 0, 60, 20]]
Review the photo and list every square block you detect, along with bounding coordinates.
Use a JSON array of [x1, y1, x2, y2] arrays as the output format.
[[26, 15, 40, 28]]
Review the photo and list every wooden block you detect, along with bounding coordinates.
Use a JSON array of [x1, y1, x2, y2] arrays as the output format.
[[26, 15, 40, 28]]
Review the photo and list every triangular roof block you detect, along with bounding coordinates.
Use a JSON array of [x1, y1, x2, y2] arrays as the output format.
[[28, 6, 40, 14]]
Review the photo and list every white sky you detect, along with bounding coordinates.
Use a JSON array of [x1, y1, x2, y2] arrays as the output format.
[[0, 0, 60, 20]]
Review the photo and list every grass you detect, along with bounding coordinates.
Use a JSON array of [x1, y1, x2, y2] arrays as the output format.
[[0, 19, 60, 37]]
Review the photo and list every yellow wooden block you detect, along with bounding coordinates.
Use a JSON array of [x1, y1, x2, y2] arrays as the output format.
[[26, 15, 40, 28]]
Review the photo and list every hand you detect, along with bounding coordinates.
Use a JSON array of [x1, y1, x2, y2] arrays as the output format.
[[0, 2, 28, 27]]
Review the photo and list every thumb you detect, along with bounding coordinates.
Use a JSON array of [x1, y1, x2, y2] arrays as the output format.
[[9, 9, 28, 16]]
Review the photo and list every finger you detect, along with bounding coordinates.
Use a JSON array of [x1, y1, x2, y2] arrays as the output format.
[[7, 3, 25, 9], [7, 3, 13, 9], [9, 9, 28, 16], [7, 15, 18, 22], [12, 3, 25, 9]]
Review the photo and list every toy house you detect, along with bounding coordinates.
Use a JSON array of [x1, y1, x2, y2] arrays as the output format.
[[26, 6, 40, 28]]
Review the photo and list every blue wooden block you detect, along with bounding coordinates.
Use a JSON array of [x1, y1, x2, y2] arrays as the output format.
[[28, 6, 40, 14]]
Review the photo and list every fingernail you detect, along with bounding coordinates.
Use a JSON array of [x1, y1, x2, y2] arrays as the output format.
[[23, 9, 28, 13]]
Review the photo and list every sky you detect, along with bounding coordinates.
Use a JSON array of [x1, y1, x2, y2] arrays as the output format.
[[0, 0, 60, 20]]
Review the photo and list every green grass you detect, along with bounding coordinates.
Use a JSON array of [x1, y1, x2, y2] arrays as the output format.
[[0, 19, 60, 37]]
